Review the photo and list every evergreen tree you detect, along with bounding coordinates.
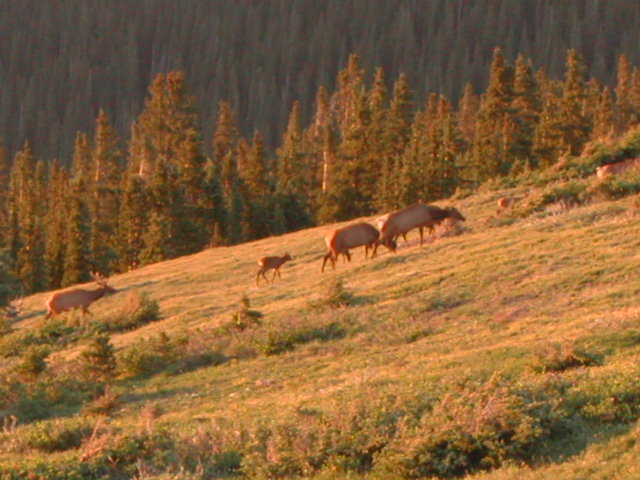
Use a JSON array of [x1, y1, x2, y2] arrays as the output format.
[[592, 87, 614, 141], [560, 49, 591, 155], [79, 334, 117, 382], [615, 54, 632, 132], [510, 54, 541, 172], [62, 179, 91, 287], [44, 161, 69, 289], [90, 109, 123, 274], [116, 173, 149, 272], [9, 144, 46, 293]]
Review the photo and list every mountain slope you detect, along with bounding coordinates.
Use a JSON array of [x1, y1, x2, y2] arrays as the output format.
[[2, 177, 640, 479]]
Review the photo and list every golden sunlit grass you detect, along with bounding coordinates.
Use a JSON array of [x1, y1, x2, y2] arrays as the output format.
[[3, 174, 640, 478]]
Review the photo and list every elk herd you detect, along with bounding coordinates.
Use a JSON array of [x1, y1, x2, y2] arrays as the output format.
[[257, 201, 467, 284], [7, 155, 636, 323]]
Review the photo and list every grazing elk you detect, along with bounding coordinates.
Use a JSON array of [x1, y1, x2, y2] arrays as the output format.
[[256, 253, 292, 285], [45, 272, 117, 326], [321, 222, 382, 272], [372, 203, 466, 257], [596, 158, 640, 178]]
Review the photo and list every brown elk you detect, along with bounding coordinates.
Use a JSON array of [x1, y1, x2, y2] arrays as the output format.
[[321, 222, 382, 272], [256, 253, 292, 285], [45, 272, 117, 325], [596, 158, 640, 178], [372, 203, 466, 257]]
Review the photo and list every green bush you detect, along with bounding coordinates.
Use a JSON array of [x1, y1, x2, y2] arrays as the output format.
[[92, 291, 160, 334], [566, 363, 640, 423], [225, 294, 264, 331], [256, 320, 347, 356], [530, 342, 602, 373], [375, 375, 552, 479], [14, 345, 49, 378], [78, 334, 117, 382], [12, 417, 93, 453]]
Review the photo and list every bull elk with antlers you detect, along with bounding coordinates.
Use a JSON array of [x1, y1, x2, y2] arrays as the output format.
[[45, 272, 117, 326]]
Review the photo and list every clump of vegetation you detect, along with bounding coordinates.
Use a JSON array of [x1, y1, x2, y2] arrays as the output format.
[[13, 346, 49, 379], [226, 294, 263, 331], [92, 292, 161, 334], [311, 277, 354, 310], [81, 387, 122, 417], [256, 318, 348, 356], [566, 363, 640, 424], [530, 341, 602, 373], [375, 374, 556, 479], [78, 334, 117, 382], [589, 173, 640, 200], [118, 332, 184, 378], [8, 417, 94, 453]]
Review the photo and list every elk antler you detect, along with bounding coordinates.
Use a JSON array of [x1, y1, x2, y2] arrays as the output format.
[[90, 271, 109, 286]]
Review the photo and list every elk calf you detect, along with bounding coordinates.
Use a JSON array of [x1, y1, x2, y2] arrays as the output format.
[[256, 253, 292, 285], [45, 272, 117, 327]]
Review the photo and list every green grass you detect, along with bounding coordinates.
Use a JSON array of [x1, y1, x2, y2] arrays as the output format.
[[3, 172, 640, 478]]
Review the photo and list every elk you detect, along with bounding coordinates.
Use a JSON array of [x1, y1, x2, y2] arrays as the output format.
[[372, 203, 466, 257], [321, 222, 382, 272], [596, 158, 640, 178], [45, 272, 117, 326], [256, 253, 292, 285]]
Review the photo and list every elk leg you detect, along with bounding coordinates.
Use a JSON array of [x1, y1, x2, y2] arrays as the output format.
[[419, 227, 424, 246]]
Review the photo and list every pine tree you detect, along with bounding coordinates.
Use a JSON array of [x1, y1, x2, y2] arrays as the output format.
[[62, 179, 91, 287], [560, 49, 591, 155], [276, 101, 312, 230], [615, 54, 632, 132], [10, 144, 46, 293], [116, 173, 149, 272], [90, 110, 123, 274], [468, 47, 514, 183], [79, 334, 117, 382], [592, 87, 614, 141], [44, 161, 69, 289], [510, 54, 541, 171]]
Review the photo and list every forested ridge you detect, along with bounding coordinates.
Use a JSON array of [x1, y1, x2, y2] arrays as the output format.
[[3, 0, 640, 301], [3, 0, 640, 159]]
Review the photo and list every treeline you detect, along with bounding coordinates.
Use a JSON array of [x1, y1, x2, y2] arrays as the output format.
[[1, 48, 640, 302], [3, 0, 640, 161]]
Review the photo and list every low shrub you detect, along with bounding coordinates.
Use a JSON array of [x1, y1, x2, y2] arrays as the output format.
[[92, 292, 160, 334], [10, 417, 93, 453], [256, 319, 347, 356], [118, 332, 182, 378], [13, 345, 49, 379], [566, 363, 640, 423], [224, 294, 263, 332], [530, 341, 602, 373], [375, 374, 552, 479]]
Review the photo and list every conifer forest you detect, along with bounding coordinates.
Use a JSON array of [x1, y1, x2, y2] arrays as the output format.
[[2, 0, 640, 301]]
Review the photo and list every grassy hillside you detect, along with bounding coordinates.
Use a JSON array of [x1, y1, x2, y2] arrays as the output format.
[[2, 150, 640, 478]]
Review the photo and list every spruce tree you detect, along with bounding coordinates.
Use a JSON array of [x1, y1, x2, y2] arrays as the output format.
[[62, 179, 91, 287], [560, 49, 591, 155], [116, 173, 149, 272], [44, 161, 69, 289], [90, 110, 123, 274]]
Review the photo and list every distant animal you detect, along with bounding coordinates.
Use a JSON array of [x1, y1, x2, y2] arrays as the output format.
[[45, 272, 117, 326], [496, 196, 520, 213], [596, 158, 640, 179], [256, 253, 293, 285], [372, 203, 466, 257], [377, 213, 409, 245], [322, 222, 381, 272]]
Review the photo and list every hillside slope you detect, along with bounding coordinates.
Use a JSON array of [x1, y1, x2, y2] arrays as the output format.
[[2, 179, 640, 479]]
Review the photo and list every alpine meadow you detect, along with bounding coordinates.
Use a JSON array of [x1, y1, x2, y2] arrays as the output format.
[[2, 1, 640, 479]]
